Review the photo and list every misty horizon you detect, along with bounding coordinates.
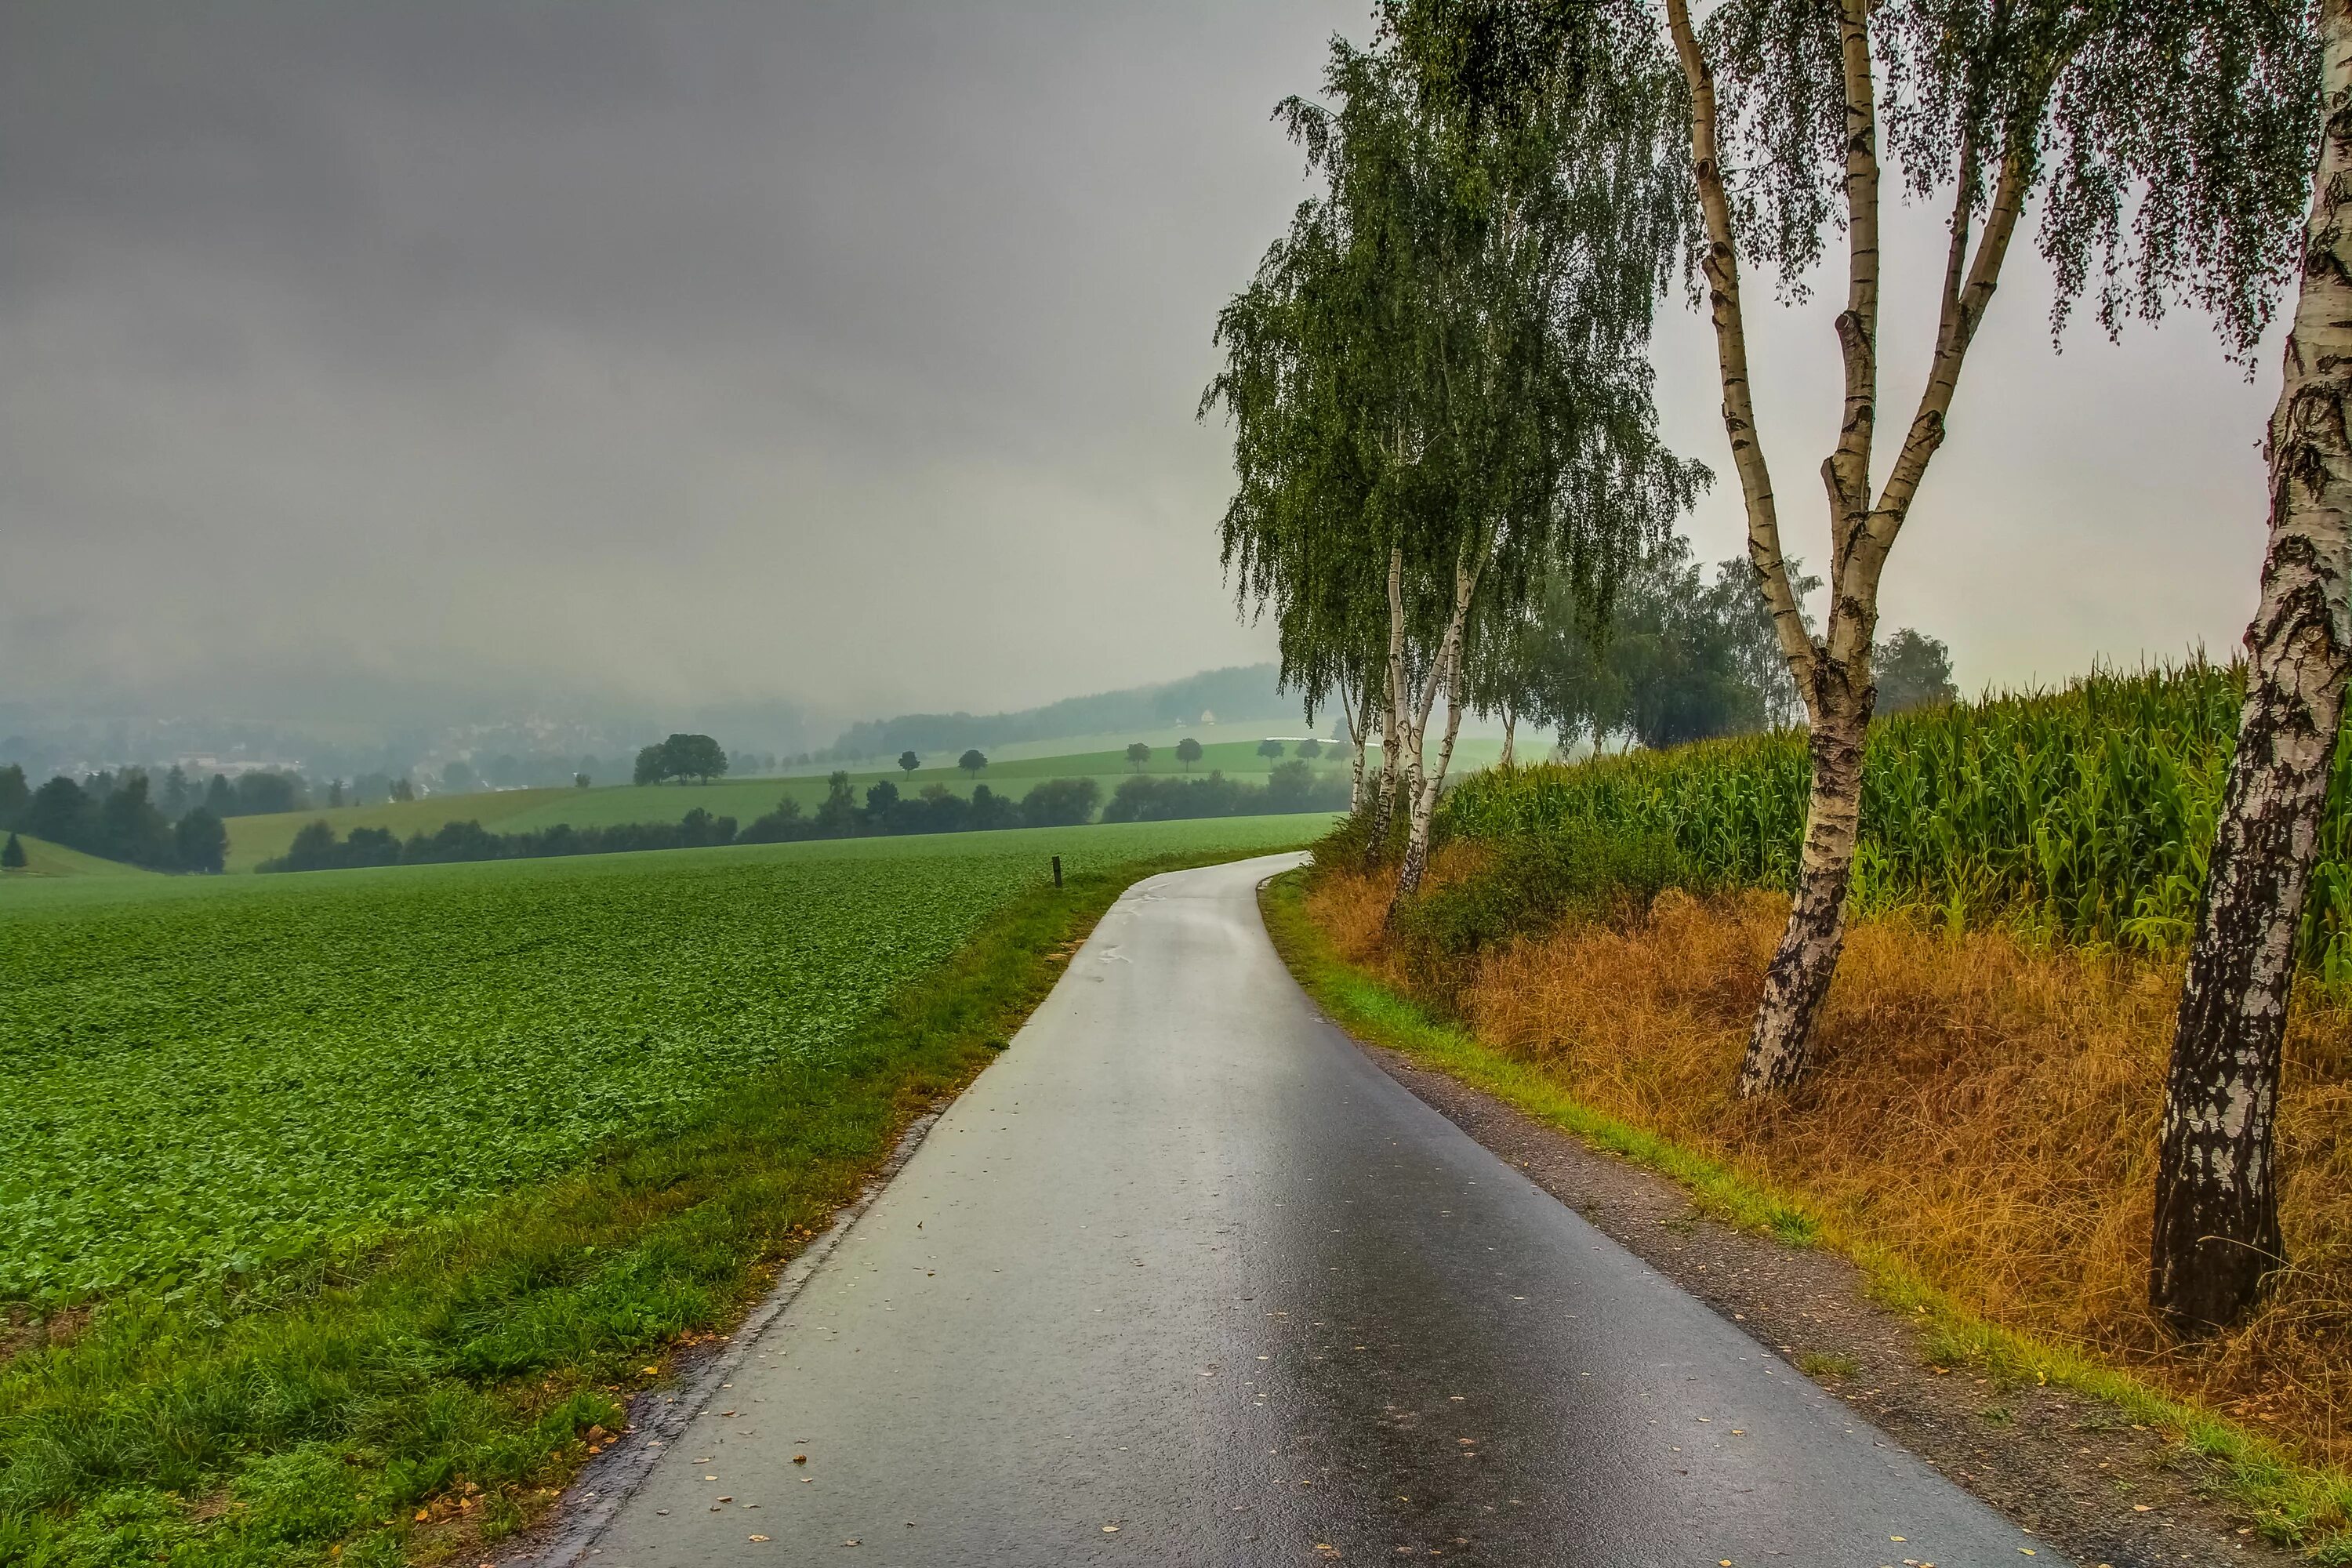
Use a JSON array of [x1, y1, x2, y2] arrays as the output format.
[[3, 2, 2288, 736]]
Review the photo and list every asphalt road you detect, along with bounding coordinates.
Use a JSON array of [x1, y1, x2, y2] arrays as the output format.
[[576, 853, 2057, 1566]]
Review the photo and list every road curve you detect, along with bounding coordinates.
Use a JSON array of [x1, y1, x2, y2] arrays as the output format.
[[579, 853, 2056, 1566]]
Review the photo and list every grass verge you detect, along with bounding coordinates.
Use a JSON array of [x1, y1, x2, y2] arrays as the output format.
[[1261, 868, 2352, 1559], [0, 850, 1257, 1568]]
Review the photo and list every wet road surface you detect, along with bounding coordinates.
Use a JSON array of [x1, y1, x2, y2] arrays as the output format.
[[575, 854, 2057, 1566]]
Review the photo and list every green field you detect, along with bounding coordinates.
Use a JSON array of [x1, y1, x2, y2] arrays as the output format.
[[0, 833, 161, 880], [1, 815, 1326, 1302], [212, 739, 1394, 872], [1, 814, 1325, 1566]]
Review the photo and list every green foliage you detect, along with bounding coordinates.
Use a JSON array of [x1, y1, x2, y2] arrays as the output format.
[[1878, 627, 1958, 714], [633, 734, 728, 786], [172, 810, 227, 875], [898, 750, 920, 776], [1125, 742, 1152, 772], [1176, 737, 1204, 771], [1393, 819, 1693, 977], [0, 833, 24, 870], [1518, 537, 1822, 748], [1441, 658, 2352, 977], [1100, 764, 1352, 824], [958, 749, 987, 776], [1258, 738, 1287, 761], [1021, 776, 1102, 827], [1203, 31, 1703, 732]]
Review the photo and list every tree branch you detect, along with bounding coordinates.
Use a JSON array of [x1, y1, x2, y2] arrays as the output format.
[[1664, 0, 1819, 702]]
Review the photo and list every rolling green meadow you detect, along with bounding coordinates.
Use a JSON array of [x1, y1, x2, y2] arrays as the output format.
[[198, 738, 1497, 873], [0, 836, 160, 882], [0, 814, 1326, 1565]]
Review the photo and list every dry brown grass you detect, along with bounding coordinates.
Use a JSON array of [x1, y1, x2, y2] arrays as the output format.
[[1310, 863, 2352, 1469]]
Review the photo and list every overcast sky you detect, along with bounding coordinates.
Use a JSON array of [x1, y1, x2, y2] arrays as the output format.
[[1, 2, 2285, 728]]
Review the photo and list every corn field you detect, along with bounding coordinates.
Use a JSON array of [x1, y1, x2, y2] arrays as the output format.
[[1439, 659, 2352, 979]]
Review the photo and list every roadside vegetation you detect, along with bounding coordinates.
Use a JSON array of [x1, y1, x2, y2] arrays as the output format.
[[1283, 662, 2352, 1548], [0, 815, 1320, 1564]]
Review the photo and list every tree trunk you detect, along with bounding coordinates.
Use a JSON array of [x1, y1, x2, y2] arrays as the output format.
[[1737, 668, 1869, 1095], [1499, 701, 1517, 768], [2151, 0, 2352, 1334], [1362, 547, 1408, 868], [1394, 644, 1468, 902], [1345, 681, 1373, 813], [1390, 546, 1485, 908]]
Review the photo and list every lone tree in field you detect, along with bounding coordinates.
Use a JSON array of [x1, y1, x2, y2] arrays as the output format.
[[1125, 742, 1152, 772], [1, 832, 24, 870], [1298, 736, 1323, 760], [637, 734, 730, 786], [1258, 739, 1287, 763], [1176, 737, 1204, 771], [1390, 0, 2318, 1098], [2155, 0, 2343, 1334], [898, 750, 920, 778], [959, 749, 988, 777]]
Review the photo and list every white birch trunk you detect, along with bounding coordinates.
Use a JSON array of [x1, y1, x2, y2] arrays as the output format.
[[1344, 680, 1373, 814], [1361, 546, 1408, 867], [1392, 545, 1486, 906], [2151, 0, 2352, 1332]]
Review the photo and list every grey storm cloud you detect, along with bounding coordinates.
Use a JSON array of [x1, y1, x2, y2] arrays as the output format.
[[0, 0, 2295, 733]]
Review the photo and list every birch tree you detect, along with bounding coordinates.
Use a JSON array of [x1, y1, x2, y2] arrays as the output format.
[[2154, 0, 2349, 1334], [1394, 0, 2318, 1095], [1209, 36, 1701, 901]]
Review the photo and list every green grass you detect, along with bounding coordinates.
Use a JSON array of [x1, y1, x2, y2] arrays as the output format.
[[0, 836, 161, 883], [1261, 867, 2352, 1557], [0, 818, 1321, 1566]]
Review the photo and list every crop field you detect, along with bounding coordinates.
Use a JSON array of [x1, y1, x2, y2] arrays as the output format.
[[1435, 660, 2352, 976], [0, 815, 1327, 1304]]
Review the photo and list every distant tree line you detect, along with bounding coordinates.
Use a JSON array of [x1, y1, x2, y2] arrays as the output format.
[[260, 758, 1356, 875], [1099, 761, 1350, 823], [735, 774, 1102, 842], [262, 808, 744, 873], [1501, 539, 1955, 754], [0, 764, 228, 873]]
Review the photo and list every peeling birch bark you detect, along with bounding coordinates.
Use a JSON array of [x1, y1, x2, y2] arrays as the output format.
[[2153, 0, 2352, 1333]]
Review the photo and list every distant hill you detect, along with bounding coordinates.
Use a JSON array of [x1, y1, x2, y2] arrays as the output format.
[[823, 665, 1294, 761]]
